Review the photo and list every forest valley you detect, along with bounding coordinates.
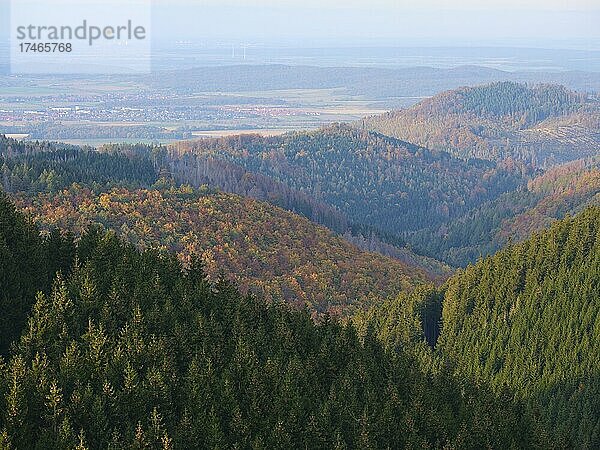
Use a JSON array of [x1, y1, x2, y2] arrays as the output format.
[[0, 81, 599, 449]]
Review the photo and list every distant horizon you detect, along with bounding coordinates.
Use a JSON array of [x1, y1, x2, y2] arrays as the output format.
[[148, 44, 600, 73], [2, 45, 600, 74]]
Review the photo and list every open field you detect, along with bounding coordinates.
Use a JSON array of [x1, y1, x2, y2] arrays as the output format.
[[191, 128, 301, 138], [0, 87, 389, 143], [52, 128, 308, 147], [2, 63, 599, 142]]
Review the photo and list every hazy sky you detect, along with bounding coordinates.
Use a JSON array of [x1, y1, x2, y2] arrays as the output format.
[[1, 0, 599, 48], [155, 0, 597, 10], [150, 0, 600, 47]]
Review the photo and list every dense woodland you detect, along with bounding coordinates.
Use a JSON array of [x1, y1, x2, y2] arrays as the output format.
[[169, 124, 525, 234], [1, 80, 599, 448], [2, 160, 599, 448], [15, 186, 431, 315], [0, 193, 539, 449], [362, 82, 600, 165], [356, 207, 600, 448], [439, 207, 600, 448], [0, 137, 441, 315], [0, 137, 157, 189], [1, 136, 449, 275], [408, 157, 600, 266], [5, 118, 592, 273]]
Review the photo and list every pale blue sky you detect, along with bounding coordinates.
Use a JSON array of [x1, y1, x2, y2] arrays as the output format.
[[150, 0, 600, 48], [1, 0, 599, 48]]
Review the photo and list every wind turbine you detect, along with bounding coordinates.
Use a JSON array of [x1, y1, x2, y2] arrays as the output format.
[[241, 44, 249, 61]]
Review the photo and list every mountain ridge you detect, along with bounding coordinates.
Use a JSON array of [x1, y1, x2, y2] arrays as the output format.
[[362, 81, 600, 166]]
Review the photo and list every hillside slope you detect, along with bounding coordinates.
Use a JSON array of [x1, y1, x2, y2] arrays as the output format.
[[438, 207, 600, 447], [16, 186, 433, 315], [408, 157, 600, 266], [1, 135, 449, 278], [362, 82, 600, 166], [358, 207, 600, 447], [169, 124, 524, 234], [0, 193, 539, 448]]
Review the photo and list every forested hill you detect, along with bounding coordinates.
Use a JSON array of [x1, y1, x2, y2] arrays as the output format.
[[357, 206, 600, 448], [1, 136, 449, 277], [362, 81, 600, 166], [169, 124, 525, 234], [1, 136, 449, 314], [407, 156, 600, 267], [0, 138, 158, 192], [0, 192, 539, 448], [431, 82, 584, 122], [440, 207, 600, 447], [15, 186, 434, 315]]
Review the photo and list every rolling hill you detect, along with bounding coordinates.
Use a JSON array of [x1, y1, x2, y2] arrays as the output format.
[[358, 206, 600, 448], [15, 186, 437, 316], [168, 124, 525, 235], [0, 192, 539, 448], [2, 77, 599, 446], [362, 81, 600, 166], [145, 64, 600, 101], [1, 135, 450, 278]]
